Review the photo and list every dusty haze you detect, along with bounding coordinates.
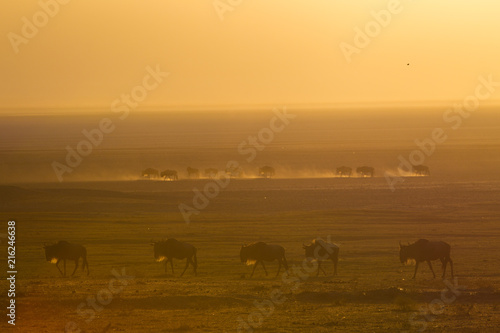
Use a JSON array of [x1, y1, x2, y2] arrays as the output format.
[[0, 107, 498, 184]]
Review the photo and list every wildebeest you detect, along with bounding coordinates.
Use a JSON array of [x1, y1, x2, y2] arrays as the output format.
[[186, 167, 200, 178], [303, 239, 339, 276], [142, 168, 159, 179], [336, 166, 352, 177], [204, 168, 218, 178], [240, 242, 288, 277], [258, 166, 275, 178], [152, 239, 197, 276], [399, 239, 454, 279], [356, 166, 374, 177], [161, 169, 178, 181], [44, 241, 89, 277], [225, 165, 243, 178], [412, 165, 430, 176]]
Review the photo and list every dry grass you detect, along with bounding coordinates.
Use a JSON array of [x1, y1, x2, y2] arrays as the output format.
[[0, 179, 499, 332]]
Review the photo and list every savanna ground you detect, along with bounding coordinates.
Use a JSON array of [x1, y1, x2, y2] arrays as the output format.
[[1, 177, 499, 332]]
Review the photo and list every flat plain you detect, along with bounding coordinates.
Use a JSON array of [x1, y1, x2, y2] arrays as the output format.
[[1, 176, 499, 332], [1, 110, 499, 332]]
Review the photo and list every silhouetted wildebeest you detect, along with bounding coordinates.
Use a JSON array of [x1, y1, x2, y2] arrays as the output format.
[[152, 239, 197, 276], [186, 167, 200, 178], [336, 166, 352, 177], [399, 239, 454, 279], [259, 166, 275, 178], [225, 165, 243, 178], [240, 242, 288, 277], [161, 169, 178, 181], [44, 241, 89, 277], [303, 239, 339, 276], [356, 166, 374, 177], [412, 165, 430, 176], [142, 168, 159, 179], [204, 168, 218, 178]]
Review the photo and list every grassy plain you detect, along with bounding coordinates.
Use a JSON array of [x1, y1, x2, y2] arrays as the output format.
[[0, 177, 499, 332]]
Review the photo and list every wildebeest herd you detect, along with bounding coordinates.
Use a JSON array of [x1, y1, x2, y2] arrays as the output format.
[[142, 165, 431, 180], [43, 238, 454, 279]]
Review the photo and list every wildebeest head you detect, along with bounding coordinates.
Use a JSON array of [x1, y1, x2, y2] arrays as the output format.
[[43, 243, 59, 263], [399, 242, 410, 264], [239, 244, 258, 265], [240, 244, 248, 263], [153, 240, 168, 262], [303, 243, 315, 258]]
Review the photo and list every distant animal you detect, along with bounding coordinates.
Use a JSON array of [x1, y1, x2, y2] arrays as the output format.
[[356, 166, 374, 177], [399, 239, 454, 279], [44, 241, 89, 277], [259, 166, 275, 178], [152, 239, 197, 276], [303, 239, 339, 276], [204, 168, 218, 178], [161, 170, 178, 181], [225, 165, 243, 178], [186, 167, 200, 178], [336, 166, 352, 177], [240, 242, 288, 277], [413, 165, 430, 176], [142, 168, 159, 179]]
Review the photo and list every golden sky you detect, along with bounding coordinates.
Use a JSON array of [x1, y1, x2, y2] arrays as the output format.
[[1, 0, 499, 110]]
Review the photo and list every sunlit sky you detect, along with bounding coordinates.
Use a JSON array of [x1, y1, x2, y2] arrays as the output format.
[[1, 1, 500, 111]]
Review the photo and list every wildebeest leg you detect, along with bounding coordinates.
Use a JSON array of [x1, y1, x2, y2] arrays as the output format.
[[333, 257, 338, 276], [192, 258, 197, 276], [63, 259, 67, 277], [412, 261, 419, 279], [164, 260, 168, 273], [441, 258, 447, 278], [261, 261, 268, 276], [320, 262, 327, 276], [317, 261, 327, 276], [449, 258, 454, 278], [192, 253, 198, 276], [83, 257, 90, 276], [282, 255, 289, 273], [250, 261, 259, 277], [180, 258, 190, 277], [55, 259, 64, 277], [170, 259, 175, 274], [275, 259, 282, 277], [427, 260, 436, 278], [71, 259, 79, 276]]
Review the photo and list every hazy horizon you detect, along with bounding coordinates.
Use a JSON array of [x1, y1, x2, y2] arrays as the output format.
[[1, 108, 498, 184]]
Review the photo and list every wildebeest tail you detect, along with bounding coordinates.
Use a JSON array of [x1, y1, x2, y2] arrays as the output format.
[[82, 247, 90, 275], [281, 248, 289, 271], [83, 256, 89, 275]]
